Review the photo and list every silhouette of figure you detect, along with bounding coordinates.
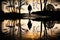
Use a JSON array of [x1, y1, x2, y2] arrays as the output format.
[[28, 4, 32, 12], [27, 20, 32, 30]]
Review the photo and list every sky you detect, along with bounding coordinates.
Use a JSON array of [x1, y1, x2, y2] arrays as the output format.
[[2, 0, 60, 13]]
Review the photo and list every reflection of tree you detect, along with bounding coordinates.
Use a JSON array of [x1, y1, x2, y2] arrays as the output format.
[[6, 20, 15, 36], [46, 21, 55, 29], [46, 21, 55, 38]]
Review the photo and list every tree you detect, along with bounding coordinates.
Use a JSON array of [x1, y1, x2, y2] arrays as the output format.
[[18, 0, 28, 7]]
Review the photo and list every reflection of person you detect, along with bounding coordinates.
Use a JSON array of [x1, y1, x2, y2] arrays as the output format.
[[46, 21, 55, 29], [27, 20, 32, 30]]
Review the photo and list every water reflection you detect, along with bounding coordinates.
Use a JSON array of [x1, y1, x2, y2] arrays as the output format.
[[1, 20, 60, 40], [1, 19, 41, 39]]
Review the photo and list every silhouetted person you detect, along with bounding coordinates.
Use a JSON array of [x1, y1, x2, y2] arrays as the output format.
[[28, 4, 32, 12], [28, 4, 32, 19]]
